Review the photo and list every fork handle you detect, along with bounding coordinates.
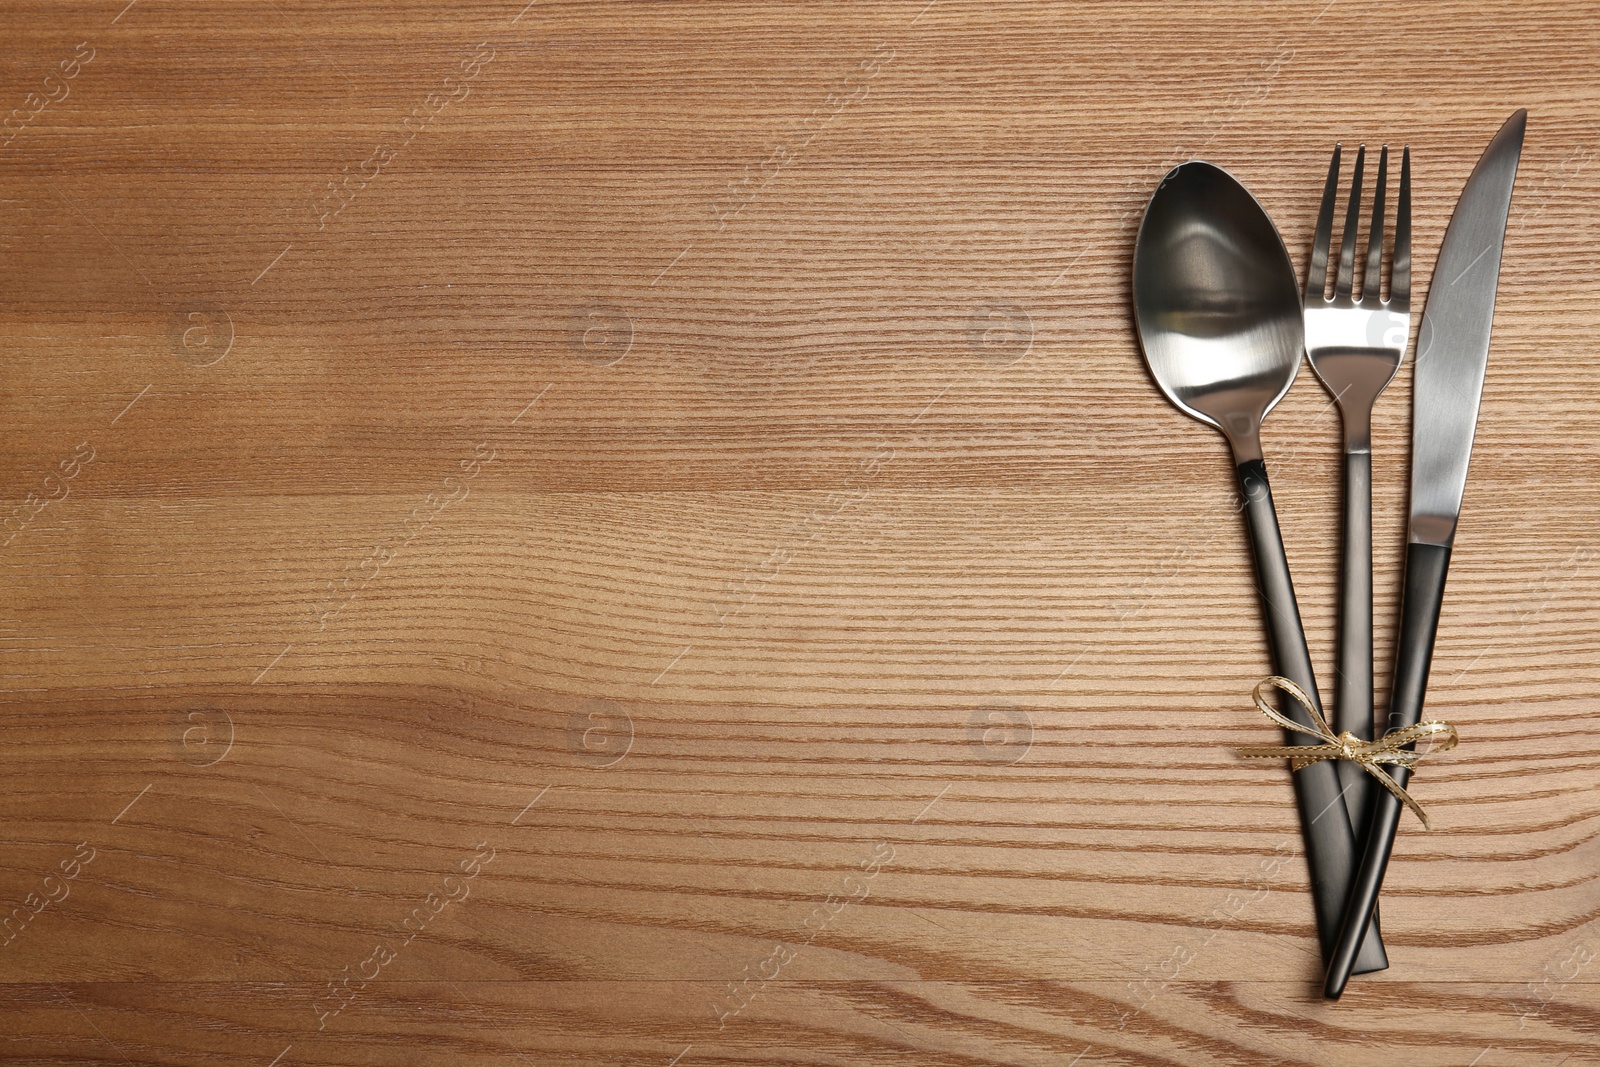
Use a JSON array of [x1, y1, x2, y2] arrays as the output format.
[[1236, 459, 1388, 972], [1335, 448, 1376, 828], [1335, 448, 1384, 950]]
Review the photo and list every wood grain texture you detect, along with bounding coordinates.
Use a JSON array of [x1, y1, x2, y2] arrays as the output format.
[[2, 0, 1598, 1063]]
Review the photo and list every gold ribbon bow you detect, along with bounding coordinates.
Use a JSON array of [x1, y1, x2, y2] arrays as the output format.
[[1236, 676, 1459, 829]]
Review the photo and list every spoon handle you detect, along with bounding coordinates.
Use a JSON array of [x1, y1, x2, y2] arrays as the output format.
[[1236, 458, 1388, 972]]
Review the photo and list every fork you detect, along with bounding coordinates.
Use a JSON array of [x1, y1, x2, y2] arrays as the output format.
[[1304, 143, 1412, 839]]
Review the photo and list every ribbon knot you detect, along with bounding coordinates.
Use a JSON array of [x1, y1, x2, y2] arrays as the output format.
[[1334, 732, 1362, 761], [1236, 676, 1459, 829]]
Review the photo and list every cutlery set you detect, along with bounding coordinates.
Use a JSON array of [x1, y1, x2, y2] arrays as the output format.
[[1131, 109, 1526, 995]]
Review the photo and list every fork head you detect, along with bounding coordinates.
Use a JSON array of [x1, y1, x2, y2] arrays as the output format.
[[1304, 142, 1411, 434]]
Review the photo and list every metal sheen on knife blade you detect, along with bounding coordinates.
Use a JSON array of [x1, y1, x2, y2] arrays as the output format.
[[1409, 111, 1528, 546], [1324, 108, 1528, 999]]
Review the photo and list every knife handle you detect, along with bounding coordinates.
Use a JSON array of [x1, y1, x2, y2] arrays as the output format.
[[1324, 540, 1452, 998], [1236, 459, 1387, 972]]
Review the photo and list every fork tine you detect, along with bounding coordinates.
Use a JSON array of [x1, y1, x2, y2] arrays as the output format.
[[1391, 145, 1411, 308], [1362, 145, 1389, 303], [1307, 144, 1341, 302], [1334, 144, 1366, 300]]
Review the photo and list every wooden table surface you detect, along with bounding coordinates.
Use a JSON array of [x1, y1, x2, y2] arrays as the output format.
[[3, 1, 1597, 1063]]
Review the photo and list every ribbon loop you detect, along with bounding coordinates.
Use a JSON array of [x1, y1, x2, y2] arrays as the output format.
[[1235, 676, 1458, 829]]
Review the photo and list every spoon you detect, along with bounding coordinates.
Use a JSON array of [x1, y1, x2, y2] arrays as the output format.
[[1131, 161, 1387, 973]]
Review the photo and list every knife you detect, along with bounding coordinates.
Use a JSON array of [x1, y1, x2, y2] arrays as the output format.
[[1323, 109, 1527, 999]]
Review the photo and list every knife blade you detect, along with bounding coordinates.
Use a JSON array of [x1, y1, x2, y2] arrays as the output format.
[[1324, 108, 1527, 998]]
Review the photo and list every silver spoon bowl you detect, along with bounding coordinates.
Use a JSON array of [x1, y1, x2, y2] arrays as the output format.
[[1130, 160, 1388, 974], [1133, 162, 1303, 460]]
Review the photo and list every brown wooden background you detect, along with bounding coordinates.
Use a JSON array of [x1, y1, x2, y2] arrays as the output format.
[[2, 1, 1597, 1063]]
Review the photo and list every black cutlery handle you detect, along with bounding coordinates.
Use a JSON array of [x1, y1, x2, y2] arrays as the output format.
[[1336, 449, 1382, 946], [1336, 449, 1377, 832], [1237, 459, 1387, 972], [1324, 540, 1452, 998]]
